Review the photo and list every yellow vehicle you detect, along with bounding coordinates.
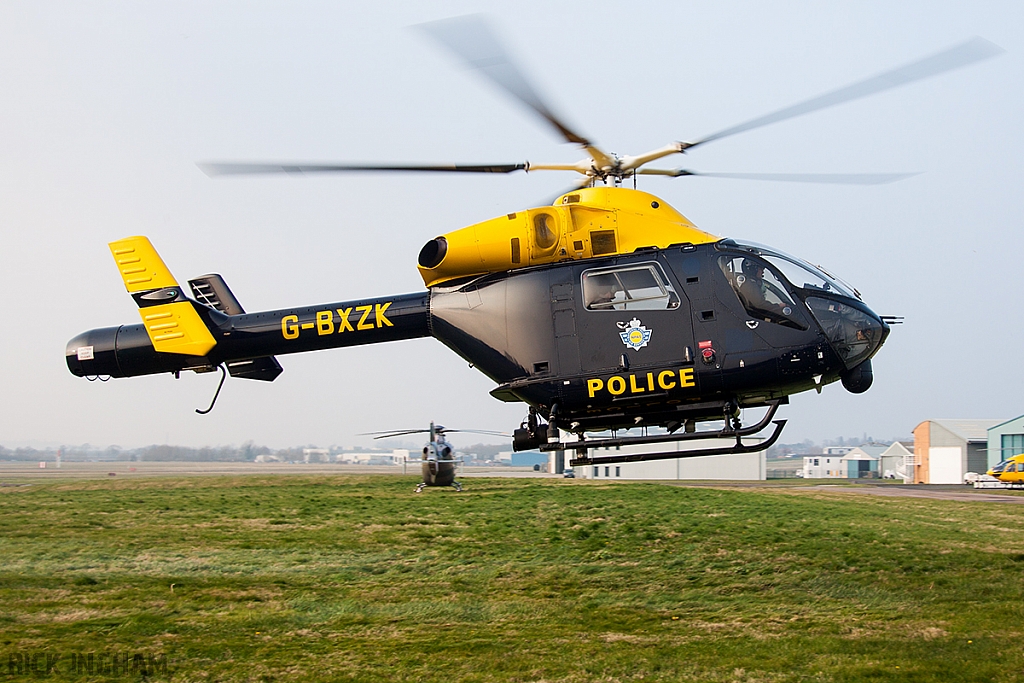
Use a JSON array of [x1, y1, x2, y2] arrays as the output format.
[[987, 454, 1024, 483]]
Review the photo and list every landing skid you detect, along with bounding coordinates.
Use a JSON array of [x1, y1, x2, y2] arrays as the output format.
[[414, 481, 464, 493], [543, 402, 786, 467]]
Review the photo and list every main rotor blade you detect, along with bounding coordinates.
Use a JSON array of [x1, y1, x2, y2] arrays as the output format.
[[362, 427, 507, 439], [441, 429, 510, 437], [361, 429, 430, 440], [644, 169, 921, 185], [200, 162, 527, 177], [684, 37, 1003, 151], [418, 15, 612, 167]]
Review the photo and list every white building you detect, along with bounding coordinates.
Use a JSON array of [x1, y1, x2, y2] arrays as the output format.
[[878, 441, 914, 482], [803, 445, 883, 479], [303, 448, 330, 463], [335, 449, 408, 465], [803, 454, 846, 478], [572, 438, 766, 481]]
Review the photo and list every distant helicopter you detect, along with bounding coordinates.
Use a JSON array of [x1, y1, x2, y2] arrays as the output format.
[[363, 423, 507, 492], [987, 454, 1024, 485], [65, 17, 1001, 467]]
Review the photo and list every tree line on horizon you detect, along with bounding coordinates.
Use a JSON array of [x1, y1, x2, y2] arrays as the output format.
[[0, 440, 513, 462]]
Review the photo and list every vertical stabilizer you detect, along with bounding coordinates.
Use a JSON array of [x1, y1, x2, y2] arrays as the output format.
[[108, 236, 217, 357]]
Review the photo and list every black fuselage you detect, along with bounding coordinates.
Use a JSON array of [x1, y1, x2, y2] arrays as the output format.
[[67, 240, 888, 434], [429, 240, 887, 432]]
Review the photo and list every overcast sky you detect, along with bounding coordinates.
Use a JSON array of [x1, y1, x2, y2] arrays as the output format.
[[1, 1, 1021, 450]]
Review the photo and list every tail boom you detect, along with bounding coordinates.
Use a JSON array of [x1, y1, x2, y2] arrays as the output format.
[[66, 292, 431, 379]]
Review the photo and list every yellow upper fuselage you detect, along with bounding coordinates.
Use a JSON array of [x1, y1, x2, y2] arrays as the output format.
[[989, 453, 1024, 483], [417, 187, 720, 288]]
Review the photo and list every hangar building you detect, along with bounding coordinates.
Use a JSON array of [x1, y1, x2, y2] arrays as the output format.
[[911, 419, 999, 484], [569, 438, 766, 481], [878, 441, 914, 482], [987, 416, 1024, 469]]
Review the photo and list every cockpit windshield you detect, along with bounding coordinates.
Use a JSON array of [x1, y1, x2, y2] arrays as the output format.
[[991, 459, 1019, 475], [723, 240, 858, 299]]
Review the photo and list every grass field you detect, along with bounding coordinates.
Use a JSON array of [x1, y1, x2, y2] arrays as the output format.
[[2, 475, 1023, 682]]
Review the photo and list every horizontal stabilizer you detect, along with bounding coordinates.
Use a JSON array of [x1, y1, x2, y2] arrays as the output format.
[[109, 235, 179, 292], [190, 274, 284, 381], [108, 236, 217, 357], [189, 274, 245, 315]]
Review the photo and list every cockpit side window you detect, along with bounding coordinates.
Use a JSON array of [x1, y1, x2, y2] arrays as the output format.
[[582, 263, 680, 311], [718, 255, 808, 330]]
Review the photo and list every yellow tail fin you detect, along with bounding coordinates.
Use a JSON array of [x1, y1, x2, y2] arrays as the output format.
[[109, 236, 217, 357]]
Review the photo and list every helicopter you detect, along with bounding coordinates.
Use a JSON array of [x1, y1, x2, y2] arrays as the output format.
[[363, 422, 508, 492], [987, 453, 1024, 486], [64, 17, 1002, 467]]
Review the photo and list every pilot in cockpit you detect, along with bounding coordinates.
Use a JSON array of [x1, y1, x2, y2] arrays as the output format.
[[587, 275, 623, 309], [737, 258, 792, 319]]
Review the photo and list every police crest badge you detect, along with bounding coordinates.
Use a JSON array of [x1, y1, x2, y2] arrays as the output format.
[[618, 318, 652, 351]]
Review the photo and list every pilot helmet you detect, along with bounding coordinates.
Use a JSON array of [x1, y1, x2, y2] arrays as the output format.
[[741, 258, 764, 277]]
